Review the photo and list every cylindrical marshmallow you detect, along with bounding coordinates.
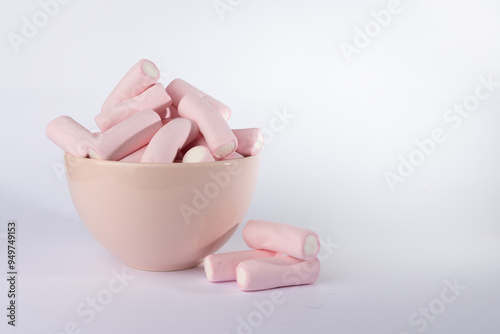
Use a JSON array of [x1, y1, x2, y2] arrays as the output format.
[[178, 93, 237, 159], [204, 250, 277, 282], [181, 134, 207, 154], [101, 59, 160, 111], [232, 128, 264, 156], [88, 109, 162, 161], [182, 146, 215, 163], [166, 78, 231, 121], [161, 117, 176, 126], [221, 151, 243, 160], [242, 220, 320, 260], [166, 105, 179, 118], [141, 118, 199, 163], [202, 95, 231, 121], [96, 83, 171, 132], [46, 116, 94, 157], [236, 256, 320, 291], [119, 145, 147, 162]]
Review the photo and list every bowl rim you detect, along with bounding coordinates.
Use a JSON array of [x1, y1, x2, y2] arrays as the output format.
[[64, 153, 259, 168]]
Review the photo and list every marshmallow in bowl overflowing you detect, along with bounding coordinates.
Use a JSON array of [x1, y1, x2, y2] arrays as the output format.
[[46, 60, 320, 292], [46, 59, 264, 163]]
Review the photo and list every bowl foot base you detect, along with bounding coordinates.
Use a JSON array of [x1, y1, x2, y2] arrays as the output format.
[[123, 261, 202, 272]]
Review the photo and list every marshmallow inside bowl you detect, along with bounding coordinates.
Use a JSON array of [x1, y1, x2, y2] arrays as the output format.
[[65, 154, 259, 271]]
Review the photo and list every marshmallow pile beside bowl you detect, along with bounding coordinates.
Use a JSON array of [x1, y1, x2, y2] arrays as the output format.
[[46, 59, 264, 163], [205, 220, 321, 292]]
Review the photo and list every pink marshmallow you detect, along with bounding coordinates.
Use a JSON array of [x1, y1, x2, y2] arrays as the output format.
[[166, 78, 231, 121], [182, 146, 215, 163], [178, 93, 237, 159], [243, 220, 320, 260], [204, 250, 277, 282], [161, 117, 176, 126], [166, 105, 179, 118], [222, 151, 243, 160], [232, 128, 264, 156], [181, 134, 207, 154], [101, 59, 160, 111], [236, 256, 320, 291], [119, 117, 176, 163], [95, 83, 171, 132], [141, 118, 199, 163], [88, 109, 162, 161], [46, 116, 94, 157], [119, 145, 147, 162], [202, 95, 231, 121]]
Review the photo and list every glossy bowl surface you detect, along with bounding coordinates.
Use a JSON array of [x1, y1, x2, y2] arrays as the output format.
[[65, 154, 259, 271]]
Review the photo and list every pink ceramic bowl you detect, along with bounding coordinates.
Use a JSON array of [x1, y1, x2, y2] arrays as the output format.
[[64, 154, 259, 271]]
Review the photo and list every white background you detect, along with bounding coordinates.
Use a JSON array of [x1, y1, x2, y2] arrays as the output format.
[[1, 0, 500, 333]]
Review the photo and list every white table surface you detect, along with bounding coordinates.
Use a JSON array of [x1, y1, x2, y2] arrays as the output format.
[[1, 1, 500, 333]]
